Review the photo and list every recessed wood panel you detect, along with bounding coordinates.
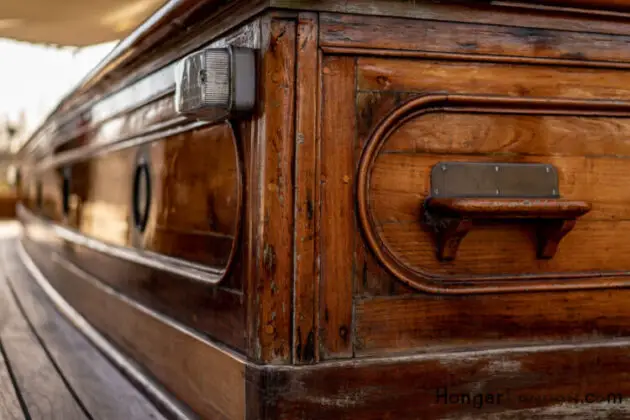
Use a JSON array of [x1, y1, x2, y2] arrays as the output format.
[[144, 124, 242, 269], [64, 124, 242, 275], [360, 95, 630, 292]]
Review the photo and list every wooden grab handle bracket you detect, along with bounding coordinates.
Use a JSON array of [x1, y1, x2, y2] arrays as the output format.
[[423, 198, 591, 261]]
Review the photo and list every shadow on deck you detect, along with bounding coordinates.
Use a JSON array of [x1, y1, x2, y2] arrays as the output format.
[[0, 222, 167, 419]]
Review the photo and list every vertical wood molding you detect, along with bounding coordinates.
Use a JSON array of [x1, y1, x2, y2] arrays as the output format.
[[319, 55, 356, 359], [249, 16, 297, 363], [293, 12, 320, 364]]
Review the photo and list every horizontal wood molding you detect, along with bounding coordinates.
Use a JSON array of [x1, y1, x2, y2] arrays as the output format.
[[324, 46, 630, 70], [278, 0, 630, 34], [18, 205, 231, 285], [260, 339, 630, 418], [354, 290, 630, 356], [18, 205, 246, 350], [320, 13, 630, 64], [357, 94, 630, 294]]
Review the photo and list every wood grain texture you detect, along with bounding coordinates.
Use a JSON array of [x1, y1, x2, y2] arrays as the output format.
[[319, 55, 356, 359], [258, 341, 630, 419], [355, 92, 630, 293], [321, 13, 630, 63], [64, 124, 241, 276], [250, 16, 296, 364], [0, 340, 23, 420], [425, 198, 592, 219], [146, 123, 242, 274], [0, 263, 86, 420], [22, 235, 246, 420], [293, 12, 319, 364], [369, 149, 630, 276], [0, 242, 166, 420], [357, 58, 630, 99], [355, 290, 630, 355], [274, 0, 630, 35]]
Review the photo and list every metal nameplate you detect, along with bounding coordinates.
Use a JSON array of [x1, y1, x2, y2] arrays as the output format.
[[430, 162, 559, 198]]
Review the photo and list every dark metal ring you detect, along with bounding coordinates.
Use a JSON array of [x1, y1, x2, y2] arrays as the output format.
[[132, 160, 151, 233]]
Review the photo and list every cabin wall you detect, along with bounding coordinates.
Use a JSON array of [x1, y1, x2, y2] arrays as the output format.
[[16, 1, 630, 417]]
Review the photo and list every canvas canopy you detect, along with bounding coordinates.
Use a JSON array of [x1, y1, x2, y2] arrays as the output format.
[[0, 0, 165, 46]]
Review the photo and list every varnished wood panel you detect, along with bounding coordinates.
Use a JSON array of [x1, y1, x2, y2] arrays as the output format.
[[146, 123, 242, 272], [378, 113, 630, 156], [366, 111, 630, 279], [348, 40, 630, 350], [353, 56, 630, 293], [1, 242, 166, 420], [321, 13, 630, 64], [64, 244, 246, 351], [69, 152, 132, 247], [357, 58, 630, 99], [355, 290, 630, 356], [19, 203, 245, 352], [319, 55, 356, 359], [66, 124, 241, 275]]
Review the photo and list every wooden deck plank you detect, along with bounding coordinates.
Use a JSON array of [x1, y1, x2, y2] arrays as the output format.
[[0, 342, 25, 420], [0, 254, 87, 420], [0, 240, 167, 420]]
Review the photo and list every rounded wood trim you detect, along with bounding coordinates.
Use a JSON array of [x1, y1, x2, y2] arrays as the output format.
[[356, 94, 630, 294], [222, 120, 245, 283]]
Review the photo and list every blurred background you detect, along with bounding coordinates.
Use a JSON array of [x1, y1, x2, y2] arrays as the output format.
[[0, 0, 167, 193]]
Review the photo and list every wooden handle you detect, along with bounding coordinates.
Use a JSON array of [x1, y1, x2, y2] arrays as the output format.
[[424, 198, 591, 261], [425, 198, 591, 219]]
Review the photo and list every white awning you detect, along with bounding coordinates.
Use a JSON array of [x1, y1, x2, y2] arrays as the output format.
[[0, 0, 166, 46]]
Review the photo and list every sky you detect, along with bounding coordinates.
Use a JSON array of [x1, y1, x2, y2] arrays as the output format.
[[0, 38, 117, 144]]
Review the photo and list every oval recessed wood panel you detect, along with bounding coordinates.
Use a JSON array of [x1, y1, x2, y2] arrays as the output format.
[[143, 123, 242, 272], [358, 94, 630, 294], [62, 123, 242, 282]]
